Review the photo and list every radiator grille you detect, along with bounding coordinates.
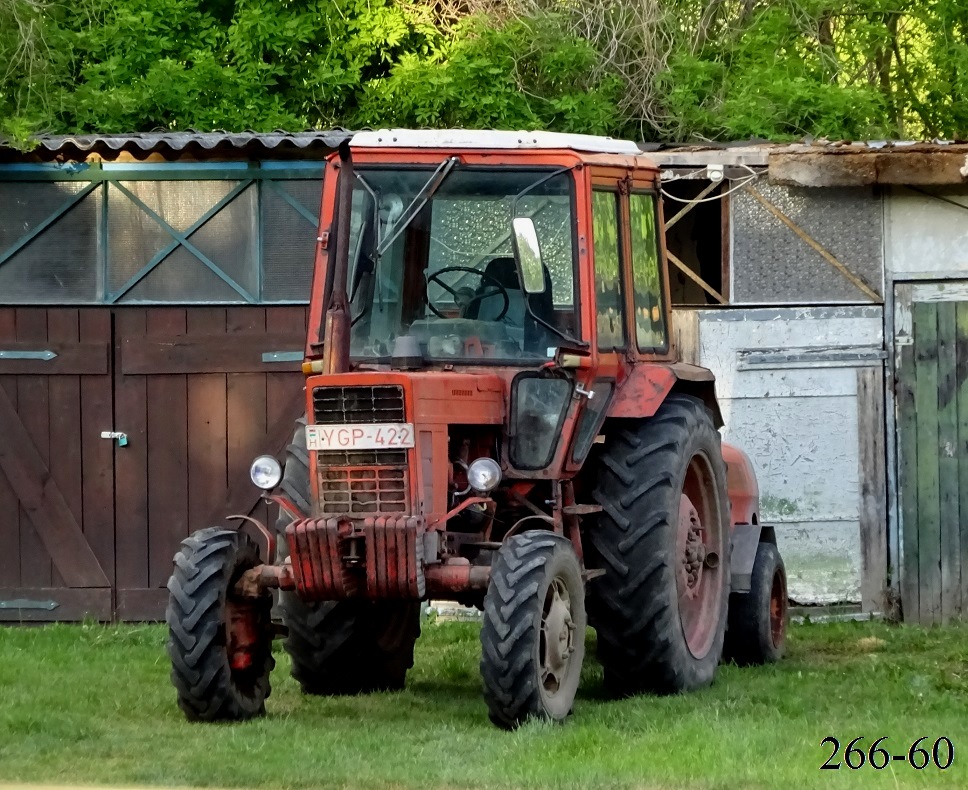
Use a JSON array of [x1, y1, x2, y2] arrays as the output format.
[[318, 467, 408, 515], [312, 384, 410, 515], [317, 449, 407, 466], [313, 385, 405, 425]]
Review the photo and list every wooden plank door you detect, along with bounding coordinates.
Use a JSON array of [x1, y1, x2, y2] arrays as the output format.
[[895, 282, 968, 623], [113, 305, 308, 619], [0, 308, 114, 621]]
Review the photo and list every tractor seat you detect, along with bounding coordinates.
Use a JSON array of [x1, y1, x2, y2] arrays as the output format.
[[467, 256, 556, 353]]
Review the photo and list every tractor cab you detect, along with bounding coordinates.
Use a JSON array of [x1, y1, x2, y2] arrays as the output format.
[[165, 130, 788, 731]]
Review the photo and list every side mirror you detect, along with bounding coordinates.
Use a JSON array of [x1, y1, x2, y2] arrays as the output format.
[[511, 217, 546, 294]]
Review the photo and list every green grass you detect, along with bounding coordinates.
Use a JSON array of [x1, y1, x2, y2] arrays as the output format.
[[1, 619, 967, 789]]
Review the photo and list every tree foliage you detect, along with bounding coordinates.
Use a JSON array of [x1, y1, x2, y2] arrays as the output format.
[[1, 0, 967, 144]]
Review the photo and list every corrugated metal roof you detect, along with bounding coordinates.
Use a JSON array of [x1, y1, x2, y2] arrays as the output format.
[[0, 130, 354, 161]]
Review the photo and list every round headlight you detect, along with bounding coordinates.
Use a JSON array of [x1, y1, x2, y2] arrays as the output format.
[[250, 455, 282, 490], [467, 457, 502, 493]]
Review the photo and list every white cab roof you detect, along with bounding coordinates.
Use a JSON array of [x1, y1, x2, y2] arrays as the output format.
[[351, 129, 641, 155]]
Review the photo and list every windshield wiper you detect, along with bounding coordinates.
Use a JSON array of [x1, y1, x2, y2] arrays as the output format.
[[376, 156, 459, 256]]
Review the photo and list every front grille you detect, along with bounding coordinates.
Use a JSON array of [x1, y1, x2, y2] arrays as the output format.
[[313, 385, 405, 425], [312, 384, 410, 515], [317, 449, 407, 466], [318, 467, 408, 514]]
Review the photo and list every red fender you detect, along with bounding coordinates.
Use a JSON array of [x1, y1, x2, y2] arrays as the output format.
[[608, 362, 723, 428], [722, 442, 759, 526]]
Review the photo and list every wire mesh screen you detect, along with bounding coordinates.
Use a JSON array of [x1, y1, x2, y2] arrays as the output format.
[[119, 246, 243, 303], [0, 184, 100, 303], [108, 181, 255, 302], [0, 171, 320, 305], [279, 179, 322, 219], [261, 180, 321, 302], [731, 184, 883, 303]]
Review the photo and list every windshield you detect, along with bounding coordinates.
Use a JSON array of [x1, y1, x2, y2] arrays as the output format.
[[346, 166, 578, 364]]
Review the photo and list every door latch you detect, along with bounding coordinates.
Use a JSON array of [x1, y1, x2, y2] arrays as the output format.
[[100, 431, 128, 447]]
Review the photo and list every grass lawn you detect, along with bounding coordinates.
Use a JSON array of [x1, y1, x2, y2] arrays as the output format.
[[1, 618, 966, 789]]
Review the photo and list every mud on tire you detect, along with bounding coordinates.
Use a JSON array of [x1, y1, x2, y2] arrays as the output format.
[[166, 527, 274, 721], [587, 393, 730, 697], [277, 418, 421, 695]]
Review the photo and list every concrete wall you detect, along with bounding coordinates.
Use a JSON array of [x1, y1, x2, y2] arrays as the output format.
[[690, 306, 884, 603]]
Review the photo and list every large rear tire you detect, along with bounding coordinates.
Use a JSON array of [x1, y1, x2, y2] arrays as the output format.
[[587, 393, 730, 696], [277, 418, 421, 694], [480, 531, 586, 729], [724, 541, 788, 666], [166, 528, 274, 721]]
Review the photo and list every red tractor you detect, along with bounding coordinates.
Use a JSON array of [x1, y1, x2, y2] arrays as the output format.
[[165, 130, 788, 728]]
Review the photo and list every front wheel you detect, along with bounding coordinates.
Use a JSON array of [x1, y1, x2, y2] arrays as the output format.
[[166, 528, 274, 721], [480, 531, 586, 729]]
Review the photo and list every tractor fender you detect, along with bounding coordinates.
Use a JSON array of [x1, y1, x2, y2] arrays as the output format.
[[730, 524, 777, 593], [607, 362, 723, 428], [722, 442, 759, 526]]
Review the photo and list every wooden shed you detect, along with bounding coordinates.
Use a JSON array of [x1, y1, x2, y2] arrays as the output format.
[[0, 132, 347, 621]]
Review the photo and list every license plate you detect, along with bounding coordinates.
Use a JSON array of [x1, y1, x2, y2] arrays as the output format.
[[305, 423, 415, 451]]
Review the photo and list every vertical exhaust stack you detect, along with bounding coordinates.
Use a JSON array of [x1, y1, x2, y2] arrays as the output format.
[[322, 140, 354, 376]]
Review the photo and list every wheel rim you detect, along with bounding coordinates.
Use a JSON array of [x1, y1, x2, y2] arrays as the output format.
[[539, 577, 576, 696], [769, 566, 788, 648], [676, 452, 725, 659]]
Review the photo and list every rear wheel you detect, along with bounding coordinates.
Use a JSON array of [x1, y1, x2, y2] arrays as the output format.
[[277, 418, 421, 694], [724, 541, 788, 665], [166, 528, 274, 721], [480, 531, 586, 729], [587, 393, 730, 696]]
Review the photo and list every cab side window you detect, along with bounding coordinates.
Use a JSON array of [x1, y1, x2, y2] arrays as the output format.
[[592, 189, 626, 351], [629, 193, 667, 352]]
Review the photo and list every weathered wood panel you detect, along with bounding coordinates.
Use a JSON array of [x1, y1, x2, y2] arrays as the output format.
[[696, 306, 883, 603], [897, 338, 920, 620], [0, 310, 20, 586], [936, 302, 961, 620], [80, 310, 116, 588], [0, 308, 115, 619], [186, 309, 228, 533], [958, 303, 968, 613], [146, 309, 189, 589], [114, 308, 150, 599], [897, 284, 968, 624], [116, 305, 307, 619], [857, 367, 888, 613], [913, 301, 942, 624], [0, 588, 112, 622], [121, 332, 306, 375], [0, 340, 108, 375], [16, 308, 52, 587]]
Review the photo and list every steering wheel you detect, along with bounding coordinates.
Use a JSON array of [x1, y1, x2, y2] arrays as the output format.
[[426, 266, 511, 320]]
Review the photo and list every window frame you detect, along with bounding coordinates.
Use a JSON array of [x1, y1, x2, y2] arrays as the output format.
[[626, 189, 670, 356], [590, 184, 628, 353]]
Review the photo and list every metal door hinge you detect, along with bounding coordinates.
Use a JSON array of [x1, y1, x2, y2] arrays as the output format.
[[0, 349, 57, 361], [0, 598, 58, 610], [262, 351, 304, 363]]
